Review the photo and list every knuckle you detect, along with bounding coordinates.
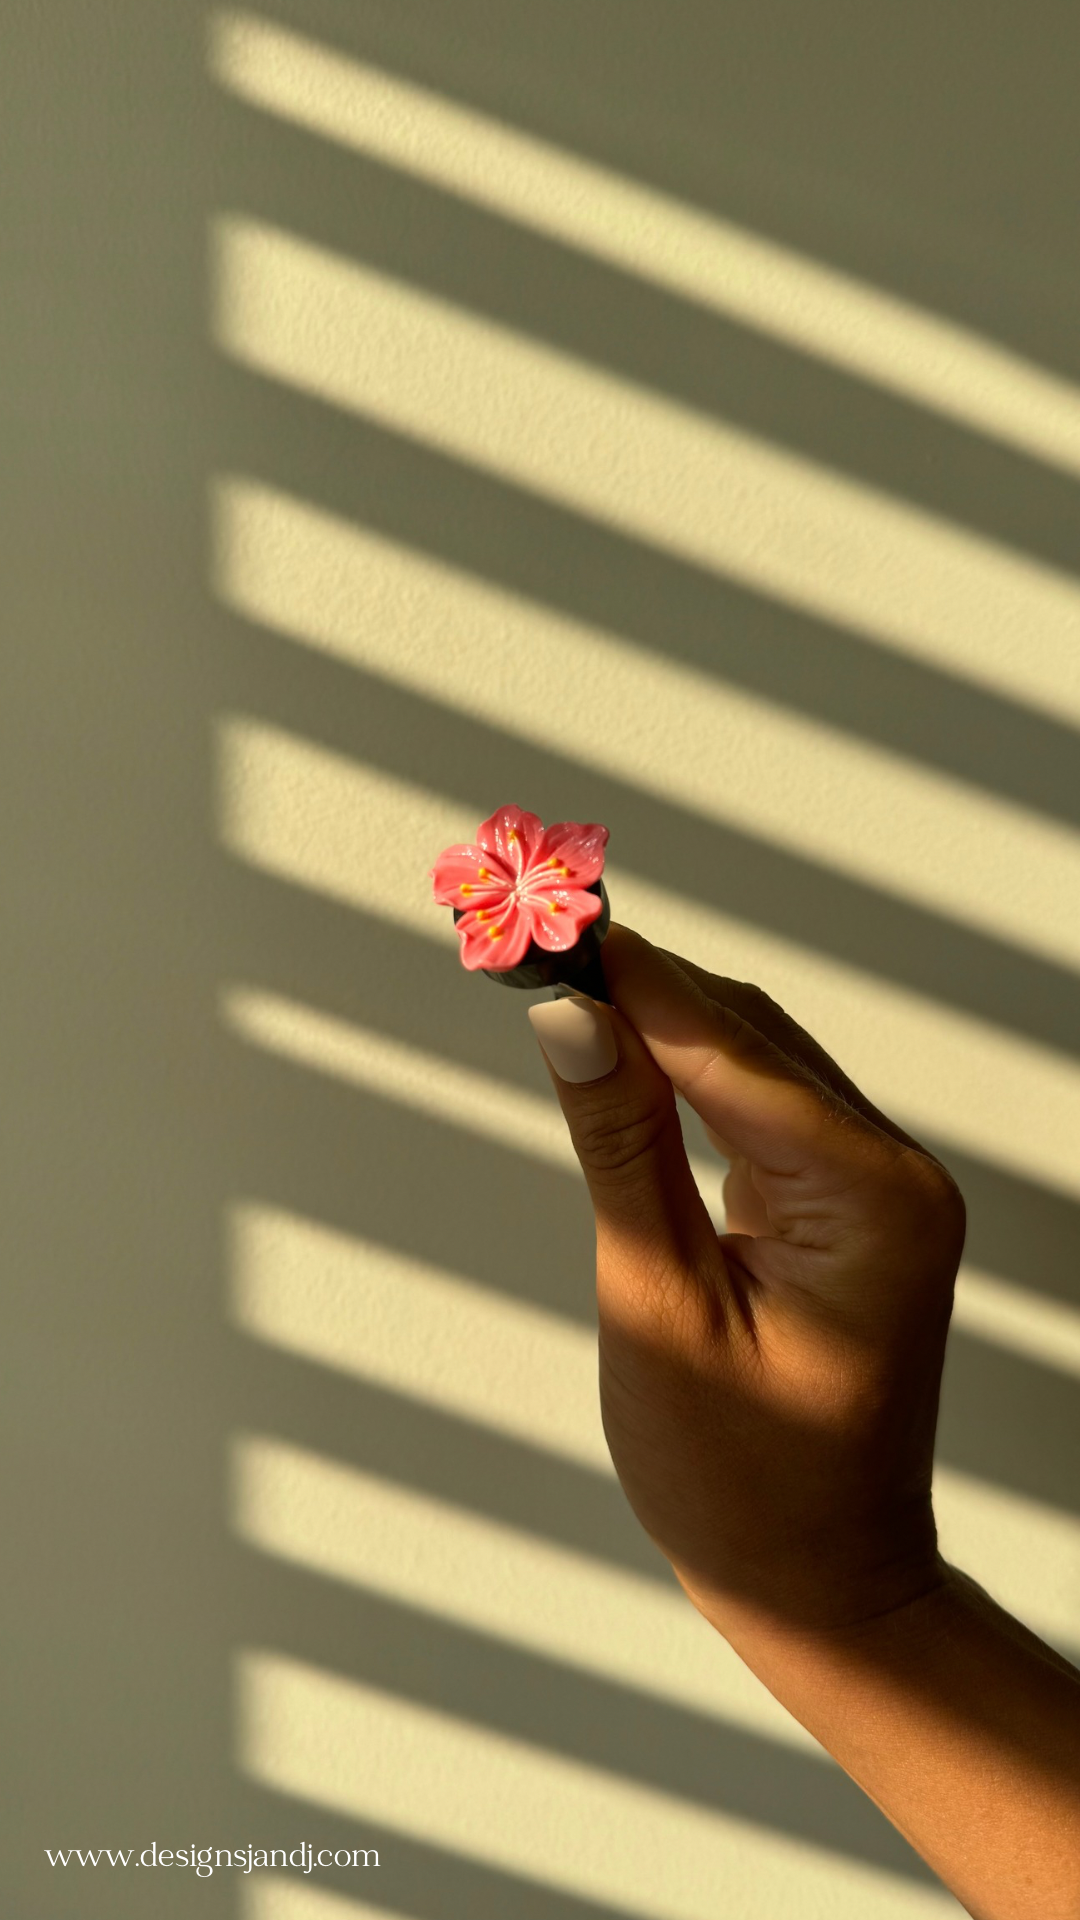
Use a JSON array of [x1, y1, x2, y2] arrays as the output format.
[[709, 997, 774, 1059], [572, 1089, 671, 1179], [735, 979, 777, 1017], [899, 1149, 967, 1245], [707, 999, 751, 1048], [723, 978, 785, 1025]]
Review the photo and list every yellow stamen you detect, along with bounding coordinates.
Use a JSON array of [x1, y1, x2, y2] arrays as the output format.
[[548, 901, 563, 913], [488, 927, 504, 941], [460, 883, 473, 896], [478, 867, 490, 880]]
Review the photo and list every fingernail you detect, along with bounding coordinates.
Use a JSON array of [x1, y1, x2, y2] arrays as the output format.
[[528, 994, 619, 1084]]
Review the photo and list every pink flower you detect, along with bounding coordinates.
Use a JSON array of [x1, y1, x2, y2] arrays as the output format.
[[431, 804, 609, 972]]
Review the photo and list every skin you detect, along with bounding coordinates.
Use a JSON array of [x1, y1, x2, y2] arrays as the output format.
[[537, 924, 1080, 1918]]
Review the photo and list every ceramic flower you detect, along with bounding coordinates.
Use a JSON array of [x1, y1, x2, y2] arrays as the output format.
[[431, 805, 609, 972]]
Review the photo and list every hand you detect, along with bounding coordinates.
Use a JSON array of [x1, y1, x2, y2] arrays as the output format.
[[530, 923, 966, 1638], [531, 926, 1080, 1916]]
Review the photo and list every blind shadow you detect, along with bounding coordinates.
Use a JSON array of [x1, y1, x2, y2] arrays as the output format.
[[207, 4, 1080, 1913], [235, 1548, 943, 1885], [224, 859, 1080, 1327], [234, 1782, 680, 1920], [221, 344, 1080, 848], [252, 0, 1080, 383], [14, 1, 1078, 1916], [217, 605, 1080, 1066], [219, 101, 1080, 589], [226, 1039, 1080, 1527]]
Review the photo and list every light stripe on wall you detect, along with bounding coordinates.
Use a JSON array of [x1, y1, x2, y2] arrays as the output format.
[[214, 479, 1080, 976], [243, 1887, 389, 1920], [228, 1209, 1080, 1652], [237, 1651, 961, 1916], [932, 1468, 1080, 1652], [221, 985, 726, 1221], [212, 219, 1080, 727], [216, 722, 1080, 1200], [210, 12, 1080, 492], [231, 1432, 823, 1754], [951, 1268, 1080, 1380], [231, 1205, 1080, 1441], [229, 1205, 611, 1471], [222, 989, 1080, 1380]]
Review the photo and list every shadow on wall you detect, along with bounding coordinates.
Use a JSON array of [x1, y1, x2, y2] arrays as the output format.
[[6, 1, 1079, 1917]]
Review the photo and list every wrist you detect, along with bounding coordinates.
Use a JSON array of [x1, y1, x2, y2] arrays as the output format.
[[698, 1555, 1080, 1769], [678, 1506, 945, 1647]]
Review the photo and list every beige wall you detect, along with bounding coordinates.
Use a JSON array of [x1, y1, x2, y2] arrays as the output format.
[[6, 4, 1080, 1917]]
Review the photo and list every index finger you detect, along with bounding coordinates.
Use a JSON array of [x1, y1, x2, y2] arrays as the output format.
[[655, 947, 927, 1156]]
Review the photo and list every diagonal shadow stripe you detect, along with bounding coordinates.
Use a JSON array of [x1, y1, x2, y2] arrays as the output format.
[[226, 1045, 1080, 1518], [234, 1338, 659, 1584], [216, 612, 1080, 1065], [217, 100, 1080, 584], [215, 368, 1080, 841], [234, 1549, 941, 1886], [244, 0, 1080, 387], [938, 1333, 1080, 1517], [235, 1780, 670, 1920], [926, 1136, 1080, 1312], [219, 865, 1080, 1318], [223, 1036, 599, 1325]]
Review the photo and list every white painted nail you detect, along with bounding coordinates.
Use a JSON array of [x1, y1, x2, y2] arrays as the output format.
[[528, 994, 619, 1085]]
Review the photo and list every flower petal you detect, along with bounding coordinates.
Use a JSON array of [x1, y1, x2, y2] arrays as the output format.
[[456, 898, 534, 971], [531, 820, 609, 890], [431, 843, 513, 908], [520, 885, 604, 953], [476, 805, 546, 881]]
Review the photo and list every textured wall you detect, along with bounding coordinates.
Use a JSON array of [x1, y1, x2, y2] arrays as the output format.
[[6, 4, 1080, 1917]]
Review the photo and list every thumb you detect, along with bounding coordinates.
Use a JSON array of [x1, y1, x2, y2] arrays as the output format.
[[527, 993, 719, 1284]]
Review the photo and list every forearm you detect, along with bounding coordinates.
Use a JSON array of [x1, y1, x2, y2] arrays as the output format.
[[714, 1565, 1080, 1919]]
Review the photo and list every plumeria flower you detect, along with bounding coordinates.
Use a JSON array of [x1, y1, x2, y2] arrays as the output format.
[[431, 804, 609, 972]]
